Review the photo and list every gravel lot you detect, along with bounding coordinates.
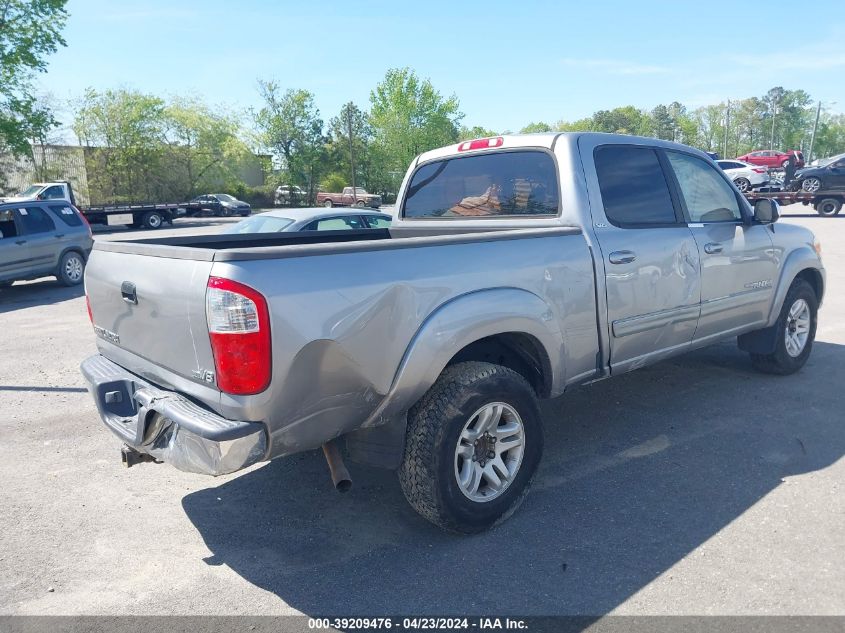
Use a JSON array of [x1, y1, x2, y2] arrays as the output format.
[[1, 205, 843, 616]]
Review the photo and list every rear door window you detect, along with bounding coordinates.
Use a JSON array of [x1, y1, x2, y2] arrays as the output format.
[[593, 146, 678, 226], [17, 206, 56, 234], [49, 204, 83, 227], [0, 209, 18, 238], [402, 150, 559, 218], [364, 215, 392, 228]]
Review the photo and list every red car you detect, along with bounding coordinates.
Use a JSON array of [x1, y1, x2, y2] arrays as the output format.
[[736, 150, 804, 169]]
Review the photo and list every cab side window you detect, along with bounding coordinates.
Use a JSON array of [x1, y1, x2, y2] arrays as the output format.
[[594, 145, 677, 226], [0, 209, 18, 238], [666, 152, 743, 223], [41, 185, 65, 200], [17, 206, 56, 234]]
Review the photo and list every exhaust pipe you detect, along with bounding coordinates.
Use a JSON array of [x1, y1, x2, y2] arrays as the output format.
[[322, 439, 352, 492]]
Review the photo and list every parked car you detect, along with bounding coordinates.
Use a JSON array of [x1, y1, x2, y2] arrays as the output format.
[[222, 208, 392, 234], [716, 160, 770, 192], [188, 194, 251, 217], [274, 185, 306, 206], [0, 201, 93, 287], [705, 151, 720, 160], [736, 150, 804, 170], [316, 187, 382, 208], [790, 154, 845, 193], [81, 133, 824, 533]]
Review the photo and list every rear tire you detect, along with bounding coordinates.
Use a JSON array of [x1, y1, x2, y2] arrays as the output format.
[[399, 362, 543, 533], [323, 199, 333, 208], [57, 251, 85, 286], [750, 279, 817, 375], [815, 198, 842, 216], [141, 211, 163, 229]]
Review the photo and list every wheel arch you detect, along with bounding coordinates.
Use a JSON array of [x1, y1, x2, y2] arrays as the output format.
[[346, 288, 564, 469], [767, 248, 825, 327]]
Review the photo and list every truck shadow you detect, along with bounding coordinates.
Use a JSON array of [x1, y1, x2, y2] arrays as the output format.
[[0, 279, 83, 313], [182, 340, 845, 615]]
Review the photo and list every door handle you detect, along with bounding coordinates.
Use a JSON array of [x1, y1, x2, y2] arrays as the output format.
[[15, 239, 26, 245], [55, 234, 65, 238], [608, 250, 636, 265], [704, 242, 723, 254]]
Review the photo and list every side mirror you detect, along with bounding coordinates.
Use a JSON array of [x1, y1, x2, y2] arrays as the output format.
[[754, 198, 779, 224]]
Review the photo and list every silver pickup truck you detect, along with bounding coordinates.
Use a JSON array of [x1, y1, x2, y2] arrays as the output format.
[[81, 133, 825, 533]]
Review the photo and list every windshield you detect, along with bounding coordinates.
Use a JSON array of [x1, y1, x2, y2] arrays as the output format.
[[214, 194, 235, 201], [221, 215, 293, 234], [403, 150, 559, 218], [17, 185, 44, 197]]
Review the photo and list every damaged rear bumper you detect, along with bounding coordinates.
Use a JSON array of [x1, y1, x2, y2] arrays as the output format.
[[80, 354, 267, 476]]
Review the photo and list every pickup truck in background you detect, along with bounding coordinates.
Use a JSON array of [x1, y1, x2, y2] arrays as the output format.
[[316, 186, 382, 208], [2, 182, 200, 229], [81, 133, 825, 533]]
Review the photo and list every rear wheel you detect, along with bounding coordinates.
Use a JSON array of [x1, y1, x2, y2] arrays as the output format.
[[734, 177, 751, 192], [141, 211, 163, 229], [815, 198, 842, 216], [399, 362, 543, 533], [57, 251, 85, 286], [750, 279, 817, 375], [323, 199, 333, 208]]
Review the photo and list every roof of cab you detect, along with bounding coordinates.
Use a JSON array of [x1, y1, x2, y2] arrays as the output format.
[[414, 132, 714, 166]]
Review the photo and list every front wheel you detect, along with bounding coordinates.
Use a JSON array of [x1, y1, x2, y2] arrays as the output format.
[[399, 362, 543, 533], [815, 198, 842, 216], [802, 177, 822, 193], [355, 200, 366, 208], [750, 279, 817, 375], [57, 251, 85, 286]]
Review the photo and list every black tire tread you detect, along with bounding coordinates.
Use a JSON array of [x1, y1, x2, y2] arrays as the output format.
[[399, 361, 538, 533], [750, 278, 817, 375]]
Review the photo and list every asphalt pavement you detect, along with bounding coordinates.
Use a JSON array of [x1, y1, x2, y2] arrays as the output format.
[[0, 205, 842, 616]]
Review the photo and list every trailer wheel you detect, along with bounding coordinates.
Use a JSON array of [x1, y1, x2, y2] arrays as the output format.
[[142, 211, 163, 229], [814, 198, 842, 216]]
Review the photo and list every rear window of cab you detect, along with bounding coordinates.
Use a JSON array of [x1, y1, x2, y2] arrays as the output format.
[[402, 150, 559, 219]]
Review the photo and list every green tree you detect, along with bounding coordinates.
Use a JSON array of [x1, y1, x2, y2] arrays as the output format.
[[327, 101, 372, 190], [459, 125, 498, 141], [369, 67, 463, 193], [73, 88, 168, 201], [519, 121, 553, 134], [592, 106, 648, 136], [163, 98, 251, 197], [0, 0, 68, 189], [255, 82, 326, 200]]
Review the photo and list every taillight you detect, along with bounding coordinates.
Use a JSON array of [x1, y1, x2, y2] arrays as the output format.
[[753, 168, 767, 173], [206, 276, 271, 395], [458, 137, 504, 152], [85, 293, 93, 324]]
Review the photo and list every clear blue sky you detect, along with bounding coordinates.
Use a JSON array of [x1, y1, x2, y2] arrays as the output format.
[[42, 0, 845, 135]]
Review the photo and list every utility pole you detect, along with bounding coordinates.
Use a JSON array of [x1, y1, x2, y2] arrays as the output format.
[[346, 106, 357, 205], [770, 101, 777, 150], [808, 100, 822, 164], [723, 100, 730, 158]]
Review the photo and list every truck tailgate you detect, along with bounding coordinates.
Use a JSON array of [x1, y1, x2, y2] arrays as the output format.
[[85, 248, 217, 394]]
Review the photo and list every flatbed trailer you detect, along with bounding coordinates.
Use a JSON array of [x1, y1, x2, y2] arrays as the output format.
[[744, 190, 844, 216], [81, 201, 204, 229]]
